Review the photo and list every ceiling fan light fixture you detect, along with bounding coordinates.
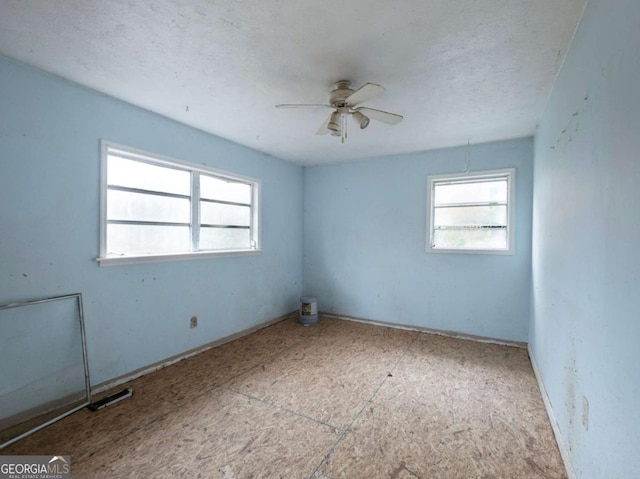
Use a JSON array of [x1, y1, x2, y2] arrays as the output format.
[[328, 111, 341, 133], [352, 111, 370, 129]]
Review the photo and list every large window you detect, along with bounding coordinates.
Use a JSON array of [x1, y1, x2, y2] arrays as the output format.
[[426, 168, 515, 254], [98, 142, 260, 265]]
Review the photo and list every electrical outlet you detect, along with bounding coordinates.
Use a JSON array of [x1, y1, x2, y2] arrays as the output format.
[[190, 316, 198, 328], [582, 395, 589, 430]]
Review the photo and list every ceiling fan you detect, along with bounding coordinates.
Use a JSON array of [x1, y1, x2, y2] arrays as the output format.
[[276, 81, 403, 143]]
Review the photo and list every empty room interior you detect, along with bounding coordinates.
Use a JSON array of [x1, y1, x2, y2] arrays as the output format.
[[0, 0, 638, 478]]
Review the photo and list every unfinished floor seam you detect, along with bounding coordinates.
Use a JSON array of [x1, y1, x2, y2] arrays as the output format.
[[308, 332, 421, 479], [74, 348, 315, 468], [222, 386, 346, 434], [347, 331, 420, 427], [71, 320, 331, 467]]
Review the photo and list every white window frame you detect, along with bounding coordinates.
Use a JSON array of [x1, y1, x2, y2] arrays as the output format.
[[426, 168, 515, 255], [97, 141, 261, 266]]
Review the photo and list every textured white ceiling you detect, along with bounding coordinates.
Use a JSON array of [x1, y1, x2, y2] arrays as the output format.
[[0, 0, 585, 165]]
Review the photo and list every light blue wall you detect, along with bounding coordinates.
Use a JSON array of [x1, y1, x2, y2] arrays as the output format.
[[303, 138, 533, 342], [0, 56, 303, 386], [530, 0, 640, 477]]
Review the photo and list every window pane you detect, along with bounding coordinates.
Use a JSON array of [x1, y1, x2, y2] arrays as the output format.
[[108, 155, 190, 195], [433, 229, 507, 250], [107, 224, 190, 255], [434, 179, 507, 205], [434, 205, 507, 227], [200, 175, 251, 204], [200, 202, 250, 226], [107, 190, 190, 223], [199, 228, 250, 251]]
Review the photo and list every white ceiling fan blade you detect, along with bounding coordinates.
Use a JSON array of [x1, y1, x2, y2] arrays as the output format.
[[357, 107, 403, 125], [316, 114, 332, 135], [344, 83, 386, 106], [276, 104, 332, 109]]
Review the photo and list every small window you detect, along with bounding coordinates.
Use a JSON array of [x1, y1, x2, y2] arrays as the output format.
[[98, 142, 260, 265], [426, 168, 515, 254]]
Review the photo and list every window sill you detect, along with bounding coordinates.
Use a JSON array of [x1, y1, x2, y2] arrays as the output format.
[[425, 247, 514, 256], [96, 249, 262, 266]]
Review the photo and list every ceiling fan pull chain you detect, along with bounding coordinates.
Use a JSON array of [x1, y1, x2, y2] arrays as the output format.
[[342, 113, 347, 143]]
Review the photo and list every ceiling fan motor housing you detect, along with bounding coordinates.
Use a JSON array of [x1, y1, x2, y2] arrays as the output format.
[[329, 80, 355, 108]]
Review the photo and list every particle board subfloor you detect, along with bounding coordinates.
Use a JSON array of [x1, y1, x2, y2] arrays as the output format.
[[3, 317, 567, 478]]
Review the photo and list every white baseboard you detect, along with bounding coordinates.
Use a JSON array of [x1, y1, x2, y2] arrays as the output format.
[[92, 311, 296, 396], [528, 345, 577, 479], [321, 312, 527, 348]]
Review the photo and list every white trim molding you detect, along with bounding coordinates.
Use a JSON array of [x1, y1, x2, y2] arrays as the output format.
[[528, 345, 577, 479]]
